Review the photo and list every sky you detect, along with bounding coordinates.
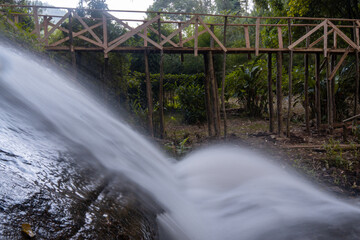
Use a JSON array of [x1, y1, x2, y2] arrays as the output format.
[[40, 0, 155, 26]]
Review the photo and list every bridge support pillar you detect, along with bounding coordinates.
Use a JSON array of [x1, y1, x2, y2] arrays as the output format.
[[276, 52, 283, 136], [144, 50, 154, 137]]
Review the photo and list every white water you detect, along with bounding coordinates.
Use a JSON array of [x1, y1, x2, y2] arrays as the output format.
[[1, 43, 360, 239]]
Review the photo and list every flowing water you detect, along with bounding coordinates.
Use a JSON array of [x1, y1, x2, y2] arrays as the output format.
[[1, 43, 360, 240]]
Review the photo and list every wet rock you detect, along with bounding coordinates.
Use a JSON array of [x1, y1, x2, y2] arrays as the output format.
[[0, 92, 159, 239]]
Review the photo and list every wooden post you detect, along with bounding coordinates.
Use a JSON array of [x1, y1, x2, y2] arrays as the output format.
[[315, 53, 321, 131], [268, 53, 274, 133], [33, 6, 40, 38], [68, 10, 77, 78], [255, 18, 260, 56], [204, 53, 214, 136], [143, 24, 148, 47], [326, 54, 333, 133], [209, 52, 220, 138], [276, 51, 283, 136], [103, 14, 108, 58], [244, 26, 251, 59], [221, 16, 228, 139], [43, 16, 49, 46], [315, 53, 321, 130], [178, 23, 184, 62], [331, 54, 337, 122], [304, 26, 310, 133], [158, 13, 165, 138], [209, 24, 220, 137], [286, 19, 293, 137], [194, 17, 198, 56], [324, 20, 328, 57], [354, 22, 359, 116], [356, 50, 360, 116], [144, 50, 154, 137]]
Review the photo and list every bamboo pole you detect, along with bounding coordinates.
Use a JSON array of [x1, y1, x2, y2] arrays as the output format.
[[144, 50, 154, 137], [204, 53, 213, 136], [221, 16, 228, 139], [268, 53, 274, 132], [210, 25, 220, 137], [354, 22, 359, 116], [305, 26, 310, 133], [276, 51, 283, 136], [68, 10, 77, 78], [315, 53, 321, 130], [286, 19, 293, 137], [158, 13, 165, 138], [178, 23, 184, 62]]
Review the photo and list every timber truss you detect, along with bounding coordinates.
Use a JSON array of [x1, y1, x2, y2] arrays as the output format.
[[1, 4, 360, 137], [1, 5, 360, 56]]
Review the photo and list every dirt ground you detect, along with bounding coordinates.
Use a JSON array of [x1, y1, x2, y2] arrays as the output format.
[[161, 111, 360, 198]]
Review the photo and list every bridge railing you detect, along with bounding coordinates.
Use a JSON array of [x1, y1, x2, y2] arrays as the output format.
[[0, 4, 359, 56]]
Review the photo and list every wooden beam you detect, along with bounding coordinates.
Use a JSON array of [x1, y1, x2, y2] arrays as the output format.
[[49, 22, 102, 47], [179, 23, 184, 62], [305, 26, 310, 133], [144, 50, 154, 137], [255, 18, 260, 56], [106, 16, 162, 50], [194, 17, 198, 56], [105, 14, 161, 53], [73, 12, 102, 44], [356, 49, 360, 116], [197, 16, 227, 52], [143, 24, 148, 47], [68, 10, 77, 78], [324, 20, 328, 57], [288, 20, 327, 49], [244, 26, 250, 48], [328, 20, 359, 50], [315, 53, 321, 130], [277, 26, 283, 48], [102, 14, 108, 51], [43, 16, 49, 46], [221, 16, 228, 138], [204, 53, 214, 136], [268, 53, 274, 133], [160, 15, 197, 46], [41, 12, 70, 42], [287, 19, 293, 137], [309, 29, 334, 48], [148, 25, 177, 47], [329, 47, 349, 81], [158, 13, 165, 138], [333, 31, 337, 49], [276, 51, 283, 136], [33, 6, 40, 38], [182, 29, 206, 45]]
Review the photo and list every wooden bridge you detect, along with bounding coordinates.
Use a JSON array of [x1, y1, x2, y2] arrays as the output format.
[[1, 4, 360, 139]]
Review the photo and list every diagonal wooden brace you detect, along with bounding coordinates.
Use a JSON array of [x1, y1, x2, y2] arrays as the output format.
[[328, 20, 360, 50], [148, 25, 177, 47], [104, 13, 161, 53], [41, 12, 70, 42], [73, 11, 102, 44], [160, 16, 197, 46], [309, 29, 334, 48], [197, 16, 227, 52], [104, 12, 162, 51], [329, 47, 350, 81], [288, 20, 327, 49]]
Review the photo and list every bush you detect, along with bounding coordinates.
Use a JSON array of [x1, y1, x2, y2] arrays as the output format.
[[176, 83, 206, 124]]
